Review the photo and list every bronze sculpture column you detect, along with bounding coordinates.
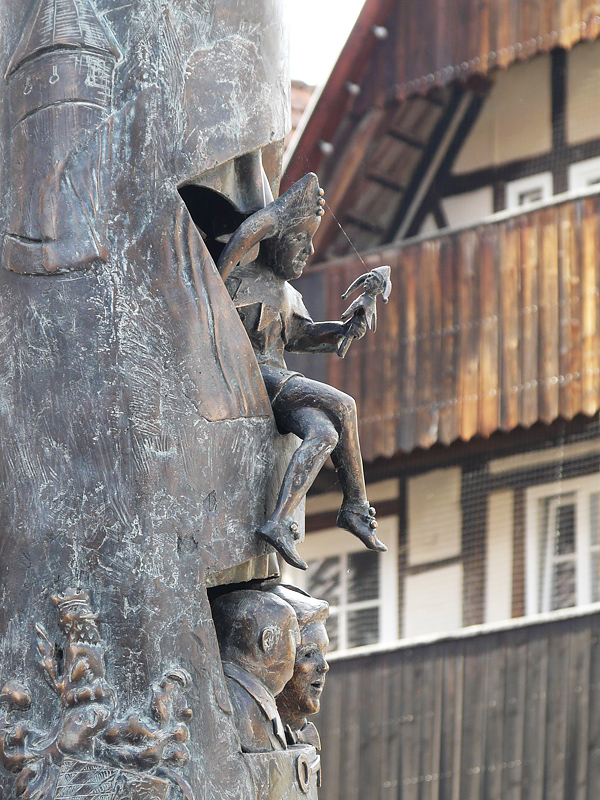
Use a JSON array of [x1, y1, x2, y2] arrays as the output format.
[[0, 2, 296, 798], [0, 4, 391, 799]]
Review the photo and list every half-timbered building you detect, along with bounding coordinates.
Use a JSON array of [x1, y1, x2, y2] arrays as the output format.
[[282, 1, 600, 797]]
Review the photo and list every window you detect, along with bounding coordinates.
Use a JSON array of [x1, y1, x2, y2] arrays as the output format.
[[526, 474, 600, 614], [506, 172, 553, 209], [281, 518, 398, 652], [569, 157, 600, 191], [304, 550, 379, 650]]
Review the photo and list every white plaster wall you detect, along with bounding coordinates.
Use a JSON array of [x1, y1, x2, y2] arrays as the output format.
[[485, 489, 514, 623], [442, 186, 494, 227], [305, 478, 399, 515], [489, 438, 600, 473], [408, 466, 462, 565], [567, 39, 600, 145], [404, 563, 463, 637], [452, 55, 552, 174], [418, 213, 438, 236]]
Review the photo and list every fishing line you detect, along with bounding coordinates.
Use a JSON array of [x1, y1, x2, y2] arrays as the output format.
[[323, 198, 369, 270], [292, 146, 369, 270]]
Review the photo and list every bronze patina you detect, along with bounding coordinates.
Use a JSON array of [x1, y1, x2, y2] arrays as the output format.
[[0, 2, 389, 799]]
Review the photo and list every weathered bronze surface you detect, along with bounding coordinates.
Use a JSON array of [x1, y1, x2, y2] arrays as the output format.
[[0, 2, 390, 798], [212, 586, 325, 798], [270, 586, 330, 751], [1, 589, 194, 800], [0, 1, 294, 798], [212, 590, 299, 754]]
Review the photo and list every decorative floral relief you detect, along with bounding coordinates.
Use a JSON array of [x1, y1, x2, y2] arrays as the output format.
[[0, 590, 194, 800]]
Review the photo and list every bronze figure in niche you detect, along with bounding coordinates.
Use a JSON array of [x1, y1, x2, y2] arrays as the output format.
[[270, 586, 329, 750], [0, 589, 193, 800], [211, 590, 300, 754], [218, 173, 390, 570]]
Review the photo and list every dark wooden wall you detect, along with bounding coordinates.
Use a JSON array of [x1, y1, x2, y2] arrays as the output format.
[[302, 191, 600, 459], [315, 609, 600, 800]]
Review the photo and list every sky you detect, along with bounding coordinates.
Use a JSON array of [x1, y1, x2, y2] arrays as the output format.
[[287, 0, 366, 86]]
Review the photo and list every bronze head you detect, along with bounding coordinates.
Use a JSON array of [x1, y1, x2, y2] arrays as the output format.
[[217, 172, 325, 281], [270, 585, 329, 730], [212, 589, 300, 698]]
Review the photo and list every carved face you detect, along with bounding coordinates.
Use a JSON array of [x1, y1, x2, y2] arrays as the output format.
[[274, 219, 319, 280], [277, 620, 329, 721]]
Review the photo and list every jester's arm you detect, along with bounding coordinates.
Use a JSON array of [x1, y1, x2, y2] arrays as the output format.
[[285, 316, 368, 354]]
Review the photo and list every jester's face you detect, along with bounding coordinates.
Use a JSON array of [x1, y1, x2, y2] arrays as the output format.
[[273, 221, 318, 280]]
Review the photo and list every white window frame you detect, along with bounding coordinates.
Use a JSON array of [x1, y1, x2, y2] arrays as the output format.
[[568, 156, 600, 190], [525, 473, 600, 615], [506, 172, 553, 209], [281, 516, 399, 651]]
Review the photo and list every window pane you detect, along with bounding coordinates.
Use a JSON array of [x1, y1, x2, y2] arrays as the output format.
[[347, 551, 379, 603], [538, 497, 551, 611], [518, 187, 543, 205], [554, 503, 575, 555], [347, 607, 379, 648], [552, 561, 576, 610], [325, 612, 339, 652], [306, 556, 341, 607], [591, 492, 600, 602]]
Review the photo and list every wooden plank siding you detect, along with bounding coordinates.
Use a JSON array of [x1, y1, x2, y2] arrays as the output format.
[[315, 608, 600, 800], [311, 191, 600, 460], [367, 0, 600, 104]]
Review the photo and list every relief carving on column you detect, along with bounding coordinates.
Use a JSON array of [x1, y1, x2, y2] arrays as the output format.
[[3, 0, 121, 275], [270, 585, 329, 753], [211, 585, 329, 799], [0, 589, 193, 800]]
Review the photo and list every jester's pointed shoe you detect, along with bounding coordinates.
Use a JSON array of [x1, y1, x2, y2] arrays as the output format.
[[258, 518, 308, 570], [336, 502, 387, 552]]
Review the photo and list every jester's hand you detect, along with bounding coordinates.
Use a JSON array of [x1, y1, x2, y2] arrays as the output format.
[[342, 310, 368, 340]]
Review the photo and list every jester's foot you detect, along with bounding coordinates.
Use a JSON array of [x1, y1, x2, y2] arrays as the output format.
[[337, 503, 388, 552], [258, 519, 308, 571]]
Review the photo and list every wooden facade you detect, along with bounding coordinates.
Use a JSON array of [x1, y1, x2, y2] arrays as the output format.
[[284, 0, 600, 191], [285, 4, 600, 796], [315, 606, 600, 800], [298, 189, 600, 459], [284, 0, 600, 265]]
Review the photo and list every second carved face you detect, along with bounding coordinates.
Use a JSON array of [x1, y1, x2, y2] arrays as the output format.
[[277, 618, 329, 721]]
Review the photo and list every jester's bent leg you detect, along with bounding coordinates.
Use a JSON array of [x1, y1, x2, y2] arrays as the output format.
[[258, 375, 387, 569]]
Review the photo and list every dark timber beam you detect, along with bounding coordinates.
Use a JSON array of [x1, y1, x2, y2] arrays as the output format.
[[385, 88, 485, 241], [444, 138, 600, 196], [367, 172, 406, 192], [551, 48, 568, 195]]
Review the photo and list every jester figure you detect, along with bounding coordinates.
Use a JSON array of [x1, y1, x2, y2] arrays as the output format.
[[218, 173, 391, 570]]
